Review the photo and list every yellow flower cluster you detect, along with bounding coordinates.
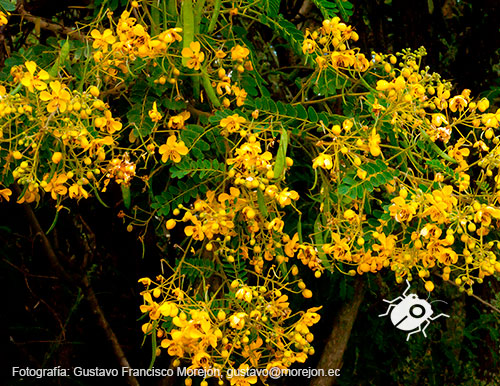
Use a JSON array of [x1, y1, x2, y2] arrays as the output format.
[[303, 17, 369, 73], [91, 9, 183, 81], [1, 61, 125, 204], [138, 269, 321, 377]]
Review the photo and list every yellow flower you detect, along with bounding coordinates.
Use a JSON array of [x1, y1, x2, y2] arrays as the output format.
[[357, 168, 367, 180], [158, 135, 189, 163], [276, 188, 299, 207], [230, 44, 250, 61], [158, 28, 183, 44], [148, 102, 163, 123], [140, 292, 161, 320], [229, 312, 247, 329], [215, 50, 226, 59], [91, 29, 116, 51], [449, 95, 468, 112], [323, 233, 351, 261], [235, 286, 253, 302], [39, 81, 71, 113], [389, 196, 418, 223], [436, 247, 458, 265], [220, 114, 246, 134], [376, 80, 390, 91], [184, 218, 205, 240], [0, 11, 8, 26], [0, 188, 12, 202], [21, 61, 49, 92], [330, 51, 356, 68], [43, 174, 68, 200], [69, 184, 89, 199], [369, 128, 381, 156], [231, 85, 247, 107], [181, 41, 205, 70], [477, 98, 489, 112], [168, 111, 190, 129], [138, 277, 152, 286], [312, 153, 333, 170], [474, 205, 500, 227], [95, 110, 123, 134], [284, 233, 300, 257], [302, 38, 317, 54]]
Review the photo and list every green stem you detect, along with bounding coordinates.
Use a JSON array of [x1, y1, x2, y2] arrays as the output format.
[[181, 0, 195, 67], [168, 0, 178, 18], [207, 0, 221, 33], [194, 0, 207, 34], [201, 70, 220, 107], [150, 1, 160, 36]]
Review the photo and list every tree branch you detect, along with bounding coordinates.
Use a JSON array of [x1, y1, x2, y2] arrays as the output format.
[[17, 3, 86, 41]]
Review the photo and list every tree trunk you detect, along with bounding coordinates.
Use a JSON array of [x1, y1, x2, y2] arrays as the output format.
[[311, 277, 365, 386]]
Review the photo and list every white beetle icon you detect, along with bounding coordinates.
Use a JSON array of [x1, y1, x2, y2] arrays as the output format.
[[379, 280, 449, 341]]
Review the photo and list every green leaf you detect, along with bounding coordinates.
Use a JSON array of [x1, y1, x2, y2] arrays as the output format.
[[307, 106, 318, 122], [257, 189, 268, 217], [295, 104, 308, 119], [260, 0, 281, 17], [0, 0, 15, 12], [260, 14, 304, 56], [121, 185, 131, 209], [273, 127, 289, 180], [311, 0, 339, 20], [314, 215, 329, 268]]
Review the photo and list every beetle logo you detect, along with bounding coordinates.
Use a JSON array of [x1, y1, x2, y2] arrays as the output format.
[[379, 280, 449, 341]]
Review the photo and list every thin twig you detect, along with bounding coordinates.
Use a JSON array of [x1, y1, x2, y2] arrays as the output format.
[[435, 273, 500, 314], [81, 276, 140, 386]]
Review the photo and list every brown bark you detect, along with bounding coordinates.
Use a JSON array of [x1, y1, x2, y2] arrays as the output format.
[[311, 277, 365, 386]]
